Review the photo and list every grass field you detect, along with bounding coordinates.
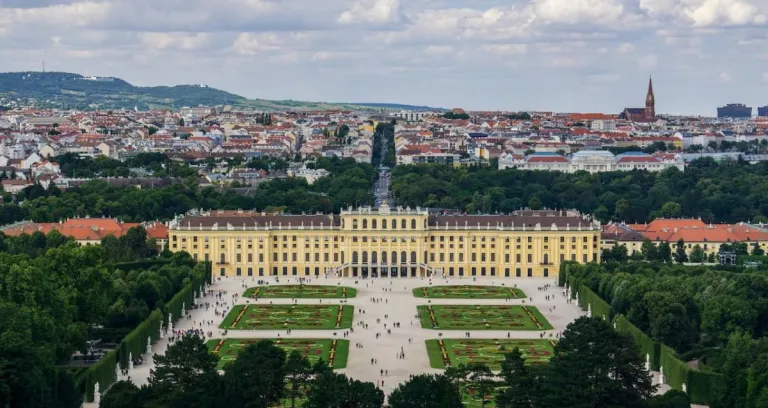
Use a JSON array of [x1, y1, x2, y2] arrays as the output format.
[[220, 304, 354, 330], [425, 339, 556, 370], [207, 338, 349, 370], [243, 285, 357, 299], [417, 305, 552, 330], [413, 285, 525, 299]]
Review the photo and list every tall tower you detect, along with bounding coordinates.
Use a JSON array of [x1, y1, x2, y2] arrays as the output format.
[[645, 76, 655, 120]]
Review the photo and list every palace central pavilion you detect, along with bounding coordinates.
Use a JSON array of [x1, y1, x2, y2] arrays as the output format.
[[168, 203, 601, 279]]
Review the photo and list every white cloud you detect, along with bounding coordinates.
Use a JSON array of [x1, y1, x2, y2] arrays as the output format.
[[531, 0, 625, 25], [230, 33, 281, 55], [338, 0, 402, 25], [719, 72, 732, 82], [481, 44, 528, 55], [638, 54, 658, 70], [617, 43, 636, 53], [762, 72, 768, 82], [424, 45, 453, 55]]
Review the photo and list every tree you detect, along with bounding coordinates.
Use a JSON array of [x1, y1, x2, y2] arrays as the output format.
[[752, 243, 765, 256], [284, 350, 311, 408], [645, 390, 691, 408], [223, 340, 286, 408], [674, 239, 688, 263], [148, 334, 221, 408], [466, 363, 495, 408], [98, 381, 140, 408], [701, 296, 758, 345], [178, 118, 185, 127], [641, 239, 657, 261], [661, 201, 682, 218], [657, 242, 672, 263], [540, 317, 656, 408], [388, 374, 463, 408], [528, 196, 542, 210], [304, 371, 383, 408], [496, 348, 535, 408], [689, 245, 705, 263]]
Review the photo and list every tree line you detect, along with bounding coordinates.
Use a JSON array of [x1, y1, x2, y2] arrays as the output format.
[[102, 318, 689, 408], [0, 157, 374, 225], [0, 232, 206, 408], [391, 158, 768, 223], [566, 261, 768, 408]]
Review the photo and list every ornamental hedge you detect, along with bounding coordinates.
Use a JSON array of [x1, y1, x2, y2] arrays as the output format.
[[614, 314, 660, 371], [578, 285, 613, 320]]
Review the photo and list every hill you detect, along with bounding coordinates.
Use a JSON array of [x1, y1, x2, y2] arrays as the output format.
[[0, 72, 361, 111], [344, 102, 446, 111]]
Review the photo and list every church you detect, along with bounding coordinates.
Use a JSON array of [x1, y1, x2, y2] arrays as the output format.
[[619, 77, 655, 122]]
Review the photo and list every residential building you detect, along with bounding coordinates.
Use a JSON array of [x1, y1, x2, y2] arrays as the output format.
[[717, 104, 752, 118], [602, 219, 768, 257], [759, 106, 768, 117], [167, 205, 602, 279]]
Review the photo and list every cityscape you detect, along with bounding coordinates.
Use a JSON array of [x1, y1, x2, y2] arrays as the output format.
[[3, 1, 768, 407]]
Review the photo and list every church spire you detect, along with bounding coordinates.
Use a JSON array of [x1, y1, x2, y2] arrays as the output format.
[[645, 76, 655, 119]]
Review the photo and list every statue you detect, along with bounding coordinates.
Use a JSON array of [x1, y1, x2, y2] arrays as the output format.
[[128, 352, 134, 370], [146, 337, 152, 355], [94, 382, 101, 405], [659, 366, 665, 385], [645, 354, 650, 371]]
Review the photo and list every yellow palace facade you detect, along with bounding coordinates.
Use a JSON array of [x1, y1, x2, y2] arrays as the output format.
[[168, 203, 601, 279]]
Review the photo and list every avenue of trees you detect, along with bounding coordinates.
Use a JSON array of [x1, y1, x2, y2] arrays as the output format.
[[566, 261, 768, 408], [0, 157, 374, 225], [0, 230, 206, 408], [372, 123, 396, 168], [102, 318, 687, 408], [391, 158, 768, 223]]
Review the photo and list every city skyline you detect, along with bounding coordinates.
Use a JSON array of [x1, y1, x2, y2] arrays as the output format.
[[1, 0, 768, 115]]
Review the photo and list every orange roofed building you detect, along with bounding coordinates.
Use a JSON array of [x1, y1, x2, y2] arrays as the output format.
[[1, 218, 169, 248], [602, 218, 768, 257]]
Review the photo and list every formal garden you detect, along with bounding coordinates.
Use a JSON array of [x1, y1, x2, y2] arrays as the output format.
[[413, 285, 525, 299], [221, 304, 354, 330], [243, 284, 356, 299], [207, 338, 349, 370], [417, 305, 552, 330], [426, 339, 555, 370]]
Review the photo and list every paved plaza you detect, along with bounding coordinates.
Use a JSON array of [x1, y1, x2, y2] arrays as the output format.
[[101, 274, 689, 404]]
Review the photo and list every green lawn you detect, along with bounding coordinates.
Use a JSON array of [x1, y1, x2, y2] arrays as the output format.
[[243, 284, 357, 299], [417, 305, 552, 330], [426, 339, 556, 370], [207, 338, 349, 370], [220, 304, 354, 330], [413, 285, 525, 299]]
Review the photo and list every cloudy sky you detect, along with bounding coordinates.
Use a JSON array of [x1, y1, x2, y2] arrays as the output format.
[[1, 0, 767, 115]]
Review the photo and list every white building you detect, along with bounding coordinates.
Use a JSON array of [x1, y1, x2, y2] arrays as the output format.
[[590, 120, 616, 132], [499, 151, 684, 173]]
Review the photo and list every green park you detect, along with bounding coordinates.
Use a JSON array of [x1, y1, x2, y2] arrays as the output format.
[[207, 338, 349, 370], [417, 304, 552, 330], [220, 304, 354, 330], [426, 339, 556, 370], [413, 285, 525, 299], [243, 284, 356, 299]]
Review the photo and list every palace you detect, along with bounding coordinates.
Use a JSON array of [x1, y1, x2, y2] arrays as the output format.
[[167, 203, 601, 279]]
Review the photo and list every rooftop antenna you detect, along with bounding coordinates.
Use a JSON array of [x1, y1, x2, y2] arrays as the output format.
[[41, 49, 46, 73]]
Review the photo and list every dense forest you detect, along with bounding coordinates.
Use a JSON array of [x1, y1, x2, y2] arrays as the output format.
[[0, 228, 207, 408], [566, 261, 768, 408], [391, 158, 768, 223], [0, 157, 374, 225], [102, 318, 689, 408]]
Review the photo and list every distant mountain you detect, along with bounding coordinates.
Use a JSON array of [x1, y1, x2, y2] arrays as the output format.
[[345, 102, 446, 111], [0, 72, 360, 111]]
